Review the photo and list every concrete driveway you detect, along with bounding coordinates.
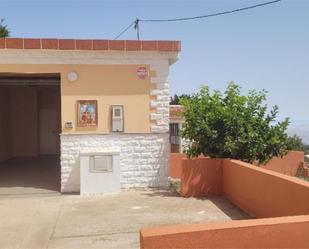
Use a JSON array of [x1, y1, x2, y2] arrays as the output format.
[[0, 156, 60, 196], [0, 190, 249, 249]]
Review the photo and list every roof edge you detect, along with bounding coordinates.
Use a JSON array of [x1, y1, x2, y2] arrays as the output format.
[[0, 38, 181, 52]]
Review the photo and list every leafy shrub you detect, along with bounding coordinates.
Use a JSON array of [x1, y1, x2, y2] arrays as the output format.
[[180, 82, 289, 164]]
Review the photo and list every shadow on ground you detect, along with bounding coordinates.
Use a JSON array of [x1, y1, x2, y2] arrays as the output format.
[[0, 156, 61, 196]]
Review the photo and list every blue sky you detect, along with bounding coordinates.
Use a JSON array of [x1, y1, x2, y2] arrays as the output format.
[[1, 0, 308, 128]]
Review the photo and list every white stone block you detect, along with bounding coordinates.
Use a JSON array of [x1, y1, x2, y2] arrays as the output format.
[[60, 133, 169, 192]]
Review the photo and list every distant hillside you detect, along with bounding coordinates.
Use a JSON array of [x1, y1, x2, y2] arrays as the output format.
[[288, 122, 309, 144]]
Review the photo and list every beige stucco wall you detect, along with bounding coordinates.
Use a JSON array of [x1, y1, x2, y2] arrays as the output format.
[[0, 64, 153, 134]]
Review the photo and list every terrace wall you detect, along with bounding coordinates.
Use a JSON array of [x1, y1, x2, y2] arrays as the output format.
[[169, 153, 186, 178], [141, 158, 309, 248], [223, 159, 309, 218], [140, 215, 309, 249], [181, 158, 222, 197], [262, 150, 304, 176], [169, 151, 304, 179]]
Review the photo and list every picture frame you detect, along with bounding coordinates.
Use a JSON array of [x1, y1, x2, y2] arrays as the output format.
[[77, 100, 98, 127]]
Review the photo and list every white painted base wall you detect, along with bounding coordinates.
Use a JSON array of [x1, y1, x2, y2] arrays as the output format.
[[80, 152, 121, 195], [60, 133, 169, 192]]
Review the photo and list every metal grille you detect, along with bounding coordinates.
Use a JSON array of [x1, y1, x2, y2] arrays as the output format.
[[170, 123, 180, 153]]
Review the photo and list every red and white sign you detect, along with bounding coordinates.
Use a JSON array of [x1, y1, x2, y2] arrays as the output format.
[[136, 66, 148, 79]]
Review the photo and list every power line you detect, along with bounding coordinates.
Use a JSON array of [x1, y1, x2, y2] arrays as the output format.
[[113, 0, 282, 40], [113, 20, 136, 40], [139, 0, 282, 22]]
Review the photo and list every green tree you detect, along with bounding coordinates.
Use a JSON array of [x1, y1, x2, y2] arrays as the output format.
[[180, 82, 290, 164], [287, 134, 308, 152], [0, 18, 10, 38], [170, 94, 191, 105], [286, 135, 309, 164]]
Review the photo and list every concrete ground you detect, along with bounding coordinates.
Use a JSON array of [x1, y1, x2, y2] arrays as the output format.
[[0, 156, 60, 196], [0, 190, 250, 249], [0, 157, 250, 248]]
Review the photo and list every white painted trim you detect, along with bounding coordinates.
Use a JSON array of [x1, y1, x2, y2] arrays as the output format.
[[0, 50, 179, 65]]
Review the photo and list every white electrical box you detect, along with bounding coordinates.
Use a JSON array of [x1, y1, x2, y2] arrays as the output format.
[[111, 105, 124, 132], [80, 152, 120, 195]]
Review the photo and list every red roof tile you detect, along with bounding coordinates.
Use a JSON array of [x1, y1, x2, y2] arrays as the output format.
[[0, 38, 181, 52]]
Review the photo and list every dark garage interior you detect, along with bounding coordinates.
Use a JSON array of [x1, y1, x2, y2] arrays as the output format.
[[0, 73, 61, 195]]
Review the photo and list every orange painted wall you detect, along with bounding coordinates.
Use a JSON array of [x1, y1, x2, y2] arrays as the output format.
[[140, 215, 309, 249], [179, 157, 309, 217], [169, 153, 187, 178], [223, 159, 309, 218], [262, 151, 304, 176], [170, 152, 304, 179], [141, 158, 309, 248], [181, 158, 222, 197]]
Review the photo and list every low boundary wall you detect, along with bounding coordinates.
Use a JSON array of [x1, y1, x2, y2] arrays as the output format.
[[181, 158, 222, 197], [141, 157, 309, 248], [169, 153, 187, 178], [223, 159, 309, 218], [262, 151, 304, 176], [140, 215, 309, 249], [169, 151, 304, 179]]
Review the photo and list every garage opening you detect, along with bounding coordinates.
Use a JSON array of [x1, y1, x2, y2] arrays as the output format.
[[0, 73, 61, 195]]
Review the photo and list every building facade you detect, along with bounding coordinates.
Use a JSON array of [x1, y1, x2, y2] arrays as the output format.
[[0, 38, 180, 193]]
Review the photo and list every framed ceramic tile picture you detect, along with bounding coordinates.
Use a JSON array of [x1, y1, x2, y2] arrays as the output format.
[[77, 100, 98, 127]]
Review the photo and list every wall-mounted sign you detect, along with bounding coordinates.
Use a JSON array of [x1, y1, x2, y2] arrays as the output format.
[[77, 100, 98, 127], [136, 66, 148, 79], [64, 121, 73, 129]]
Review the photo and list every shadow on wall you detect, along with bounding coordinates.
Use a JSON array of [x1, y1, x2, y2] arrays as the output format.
[[61, 154, 80, 193], [181, 158, 222, 198], [60, 138, 81, 193]]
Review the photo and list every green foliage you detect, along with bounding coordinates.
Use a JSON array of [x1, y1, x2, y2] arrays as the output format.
[[287, 134, 308, 153], [287, 134, 309, 164], [168, 179, 181, 194], [180, 82, 290, 164], [0, 18, 10, 38], [170, 94, 191, 105]]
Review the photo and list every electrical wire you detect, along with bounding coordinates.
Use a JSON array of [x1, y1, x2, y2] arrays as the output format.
[[113, 20, 136, 40], [113, 0, 282, 39], [139, 0, 282, 22]]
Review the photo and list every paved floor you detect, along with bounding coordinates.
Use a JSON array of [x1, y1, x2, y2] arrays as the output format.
[[0, 190, 250, 249], [0, 156, 60, 196]]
